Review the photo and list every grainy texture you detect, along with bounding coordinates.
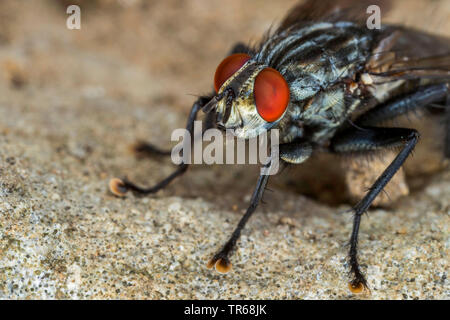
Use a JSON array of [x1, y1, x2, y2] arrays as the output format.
[[0, 0, 448, 299]]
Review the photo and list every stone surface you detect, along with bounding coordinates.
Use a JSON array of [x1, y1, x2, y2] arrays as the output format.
[[0, 0, 449, 299]]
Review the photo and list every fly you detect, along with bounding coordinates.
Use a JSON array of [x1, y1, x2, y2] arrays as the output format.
[[109, 0, 450, 292]]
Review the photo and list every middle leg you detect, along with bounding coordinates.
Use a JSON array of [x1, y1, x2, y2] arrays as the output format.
[[331, 126, 419, 290]]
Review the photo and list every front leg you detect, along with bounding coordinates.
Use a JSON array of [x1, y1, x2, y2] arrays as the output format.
[[207, 141, 312, 273], [331, 126, 419, 292]]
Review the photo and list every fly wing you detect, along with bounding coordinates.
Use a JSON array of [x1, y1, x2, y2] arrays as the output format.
[[278, 0, 391, 31]]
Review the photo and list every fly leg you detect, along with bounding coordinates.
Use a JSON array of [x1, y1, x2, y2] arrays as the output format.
[[207, 161, 274, 273], [109, 95, 211, 196], [279, 142, 312, 163], [330, 127, 420, 291], [228, 42, 254, 55]]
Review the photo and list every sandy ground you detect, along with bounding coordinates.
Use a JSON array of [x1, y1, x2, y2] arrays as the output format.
[[0, 0, 448, 299]]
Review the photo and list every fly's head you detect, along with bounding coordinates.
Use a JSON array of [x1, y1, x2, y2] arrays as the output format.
[[202, 53, 290, 139]]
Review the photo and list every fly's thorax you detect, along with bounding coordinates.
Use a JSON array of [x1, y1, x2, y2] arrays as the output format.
[[214, 60, 289, 139]]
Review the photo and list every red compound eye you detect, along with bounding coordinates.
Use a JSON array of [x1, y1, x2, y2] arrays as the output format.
[[214, 53, 251, 92], [254, 67, 290, 122]]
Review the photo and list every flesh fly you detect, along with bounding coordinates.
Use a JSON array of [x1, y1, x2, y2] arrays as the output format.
[[109, 0, 450, 292]]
